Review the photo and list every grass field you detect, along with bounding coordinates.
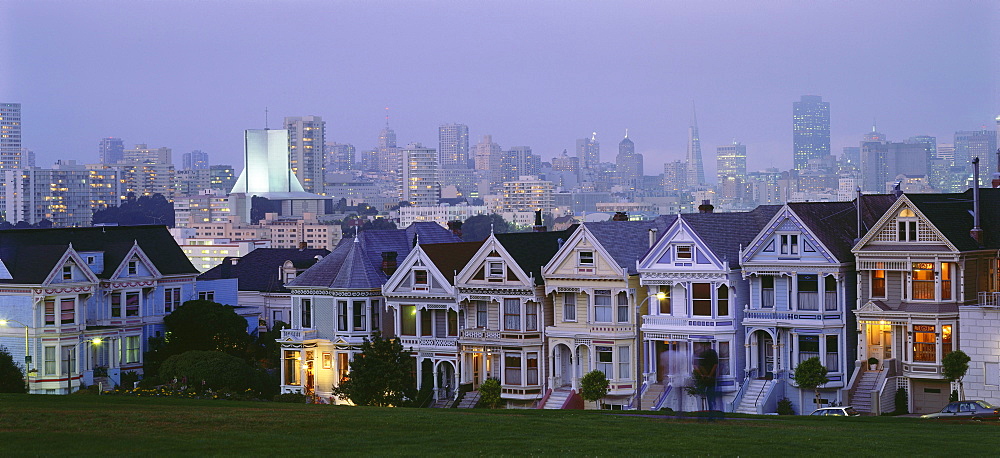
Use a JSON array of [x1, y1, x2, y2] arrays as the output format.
[[0, 394, 995, 456]]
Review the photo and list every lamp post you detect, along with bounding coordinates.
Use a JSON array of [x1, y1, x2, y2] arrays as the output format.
[[634, 291, 666, 411], [0, 319, 33, 392]]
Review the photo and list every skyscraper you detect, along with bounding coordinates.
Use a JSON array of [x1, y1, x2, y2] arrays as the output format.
[[400, 142, 439, 206], [99, 137, 125, 164], [616, 130, 642, 191], [439, 123, 470, 169], [576, 133, 600, 171], [954, 129, 998, 184], [376, 122, 399, 174], [473, 135, 502, 190], [284, 115, 326, 194], [325, 142, 356, 172], [123, 144, 172, 164], [792, 95, 831, 172], [183, 150, 209, 171], [716, 141, 747, 184], [686, 107, 705, 187], [0, 103, 22, 172], [500, 146, 540, 182]]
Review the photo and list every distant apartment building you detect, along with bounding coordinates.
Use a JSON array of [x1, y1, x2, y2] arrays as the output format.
[[185, 212, 342, 250], [182, 150, 209, 170], [123, 144, 171, 165], [98, 137, 124, 164], [396, 204, 488, 229], [209, 165, 235, 192], [497, 176, 554, 214], [439, 123, 470, 169], [954, 129, 997, 185], [0, 103, 23, 219], [2, 161, 124, 226], [325, 142, 356, 172], [173, 234, 271, 273], [325, 172, 381, 206], [400, 143, 440, 207], [174, 191, 233, 227]]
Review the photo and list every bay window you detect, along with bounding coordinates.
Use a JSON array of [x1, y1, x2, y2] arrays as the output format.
[[596, 346, 613, 379], [692, 283, 711, 316], [718, 341, 731, 376], [420, 309, 432, 336], [911, 263, 934, 300], [761, 276, 775, 308], [503, 299, 521, 331], [400, 305, 416, 336], [942, 324, 953, 357], [525, 302, 538, 331], [124, 335, 140, 364], [824, 275, 838, 311], [657, 286, 671, 314], [872, 270, 886, 298], [526, 353, 539, 385], [799, 335, 820, 363], [125, 292, 139, 317], [716, 285, 729, 316], [353, 300, 366, 331], [505, 353, 522, 385], [44, 299, 56, 325], [475, 301, 488, 328], [594, 291, 613, 322], [563, 293, 576, 321], [797, 274, 818, 311], [337, 300, 347, 331], [371, 299, 381, 331], [111, 294, 121, 318], [60, 298, 74, 325], [616, 292, 629, 323], [913, 325, 936, 362], [825, 335, 839, 371], [618, 346, 630, 380], [284, 350, 300, 385]]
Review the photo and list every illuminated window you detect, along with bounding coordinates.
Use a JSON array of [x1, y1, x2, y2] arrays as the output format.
[[871, 270, 886, 298], [911, 263, 935, 300], [913, 325, 936, 362]]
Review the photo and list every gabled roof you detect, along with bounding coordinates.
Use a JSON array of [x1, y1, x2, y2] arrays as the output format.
[[0, 226, 197, 284], [420, 241, 484, 286], [198, 247, 330, 293], [582, 217, 675, 274], [787, 195, 896, 261], [289, 222, 461, 290], [905, 189, 1000, 251], [679, 206, 781, 268], [494, 226, 579, 284]]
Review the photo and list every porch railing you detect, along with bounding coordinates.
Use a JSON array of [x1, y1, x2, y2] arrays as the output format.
[[280, 329, 316, 341], [653, 384, 673, 411], [978, 292, 1000, 307], [728, 368, 758, 413]]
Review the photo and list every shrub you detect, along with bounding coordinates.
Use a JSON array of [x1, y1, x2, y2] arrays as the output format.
[[119, 371, 140, 390], [478, 378, 502, 408], [160, 351, 255, 392], [894, 388, 908, 414], [776, 397, 795, 415], [580, 370, 610, 409], [0, 346, 25, 393]]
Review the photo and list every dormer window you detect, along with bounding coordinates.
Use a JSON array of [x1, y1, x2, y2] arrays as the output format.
[[897, 208, 918, 241], [676, 246, 692, 260], [780, 234, 799, 256], [578, 251, 594, 266], [414, 270, 429, 287], [488, 261, 504, 278], [127, 260, 138, 276]]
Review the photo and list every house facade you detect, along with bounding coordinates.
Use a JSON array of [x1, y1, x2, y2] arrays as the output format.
[[637, 206, 778, 412], [0, 226, 199, 394], [851, 189, 1000, 414]]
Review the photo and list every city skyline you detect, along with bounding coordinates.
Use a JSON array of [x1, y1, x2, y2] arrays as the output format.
[[2, 1, 998, 177]]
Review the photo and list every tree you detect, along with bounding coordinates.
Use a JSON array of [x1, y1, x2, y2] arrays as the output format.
[[479, 378, 502, 409], [92, 193, 175, 227], [333, 335, 416, 406], [942, 350, 971, 401], [580, 370, 609, 409], [793, 357, 829, 410], [361, 218, 396, 231], [462, 214, 512, 242], [146, 300, 252, 379], [253, 321, 288, 370], [0, 346, 25, 393], [686, 348, 719, 411]]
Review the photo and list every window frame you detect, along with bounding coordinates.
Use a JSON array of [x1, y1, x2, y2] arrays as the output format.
[[301, 298, 313, 329], [578, 251, 595, 266], [563, 292, 576, 322], [593, 290, 613, 323]]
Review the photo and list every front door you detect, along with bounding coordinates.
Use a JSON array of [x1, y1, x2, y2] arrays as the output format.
[[760, 335, 774, 379], [866, 324, 892, 367], [472, 354, 481, 387]]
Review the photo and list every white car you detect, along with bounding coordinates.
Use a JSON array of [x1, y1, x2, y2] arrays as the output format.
[[810, 406, 861, 416]]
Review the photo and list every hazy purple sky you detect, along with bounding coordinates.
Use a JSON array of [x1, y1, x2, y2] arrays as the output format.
[[2, 1, 998, 178]]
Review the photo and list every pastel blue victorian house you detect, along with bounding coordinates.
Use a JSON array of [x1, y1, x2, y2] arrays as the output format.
[[0, 226, 200, 394]]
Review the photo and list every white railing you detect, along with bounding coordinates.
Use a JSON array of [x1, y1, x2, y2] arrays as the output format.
[[978, 292, 1000, 307], [460, 329, 502, 340], [642, 316, 733, 327], [876, 376, 903, 415], [589, 324, 634, 334], [398, 336, 458, 348], [280, 329, 317, 341]]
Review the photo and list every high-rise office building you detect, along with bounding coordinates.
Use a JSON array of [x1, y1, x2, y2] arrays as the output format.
[[325, 142, 356, 172], [473, 135, 502, 191], [400, 143, 439, 207], [439, 123, 470, 169], [616, 130, 642, 191], [663, 160, 688, 194], [0, 103, 21, 171], [284, 116, 326, 194], [716, 141, 748, 185], [183, 150, 209, 171], [376, 116, 400, 174], [576, 133, 600, 171], [686, 107, 705, 186], [99, 137, 125, 164], [955, 129, 998, 184], [501, 146, 540, 182], [792, 95, 831, 172], [209, 165, 236, 192]]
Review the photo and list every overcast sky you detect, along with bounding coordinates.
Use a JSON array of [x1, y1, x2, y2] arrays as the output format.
[[2, 0, 998, 178]]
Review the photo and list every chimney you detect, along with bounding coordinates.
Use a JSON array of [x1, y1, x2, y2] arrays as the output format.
[[648, 228, 658, 248], [698, 200, 714, 213], [612, 211, 629, 221], [992, 148, 1000, 188], [381, 251, 398, 276], [298, 241, 308, 250], [447, 220, 463, 238], [971, 157, 983, 245], [532, 210, 547, 232], [893, 181, 902, 199]]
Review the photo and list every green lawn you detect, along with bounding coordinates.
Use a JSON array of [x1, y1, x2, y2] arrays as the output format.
[[0, 394, 994, 456]]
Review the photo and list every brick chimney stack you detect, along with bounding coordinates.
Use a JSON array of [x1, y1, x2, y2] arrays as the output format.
[[698, 200, 714, 213]]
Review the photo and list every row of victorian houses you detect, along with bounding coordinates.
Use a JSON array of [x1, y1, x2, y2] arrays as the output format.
[[2, 188, 999, 415], [274, 188, 1000, 415]]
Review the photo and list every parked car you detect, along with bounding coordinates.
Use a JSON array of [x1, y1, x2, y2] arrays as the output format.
[[921, 400, 1000, 420], [810, 406, 861, 416]]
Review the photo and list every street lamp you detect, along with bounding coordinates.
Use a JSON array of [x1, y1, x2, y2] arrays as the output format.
[[0, 319, 34, 392], [634, 291, 667, 411]]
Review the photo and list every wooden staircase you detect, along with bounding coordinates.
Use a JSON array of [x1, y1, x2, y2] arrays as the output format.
[[850, 371, 881, 414]]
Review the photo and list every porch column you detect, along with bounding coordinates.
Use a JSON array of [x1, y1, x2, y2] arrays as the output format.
[[432, 361, 440, 401], [745, 339, 753, 375]]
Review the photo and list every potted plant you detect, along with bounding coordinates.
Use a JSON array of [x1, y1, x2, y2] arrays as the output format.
[[867, 357, 879, 370]]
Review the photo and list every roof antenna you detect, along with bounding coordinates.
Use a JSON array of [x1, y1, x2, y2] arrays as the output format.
[[385, 106, 390, 127], [265, 107, 269, 130]]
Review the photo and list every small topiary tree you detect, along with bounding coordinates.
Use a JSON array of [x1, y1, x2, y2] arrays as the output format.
[[478, 378, 502, 408], [793, 357, 829, 411], [942, 350, 971, 401], [0, 346, 26, 393], [894, 387, 909, 414], [776, 397, 795, 415], [580, 370, 610, 409]]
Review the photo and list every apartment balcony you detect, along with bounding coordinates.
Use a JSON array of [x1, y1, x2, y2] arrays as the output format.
[[977, 292, 1000, 307], [397, 335, 459, 350], [588, 323, 635, 337], [280, 328, 317, 342], [641, 315, 736, 331], [460, 328, 542, 345], [743, 309, 843, 324]]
